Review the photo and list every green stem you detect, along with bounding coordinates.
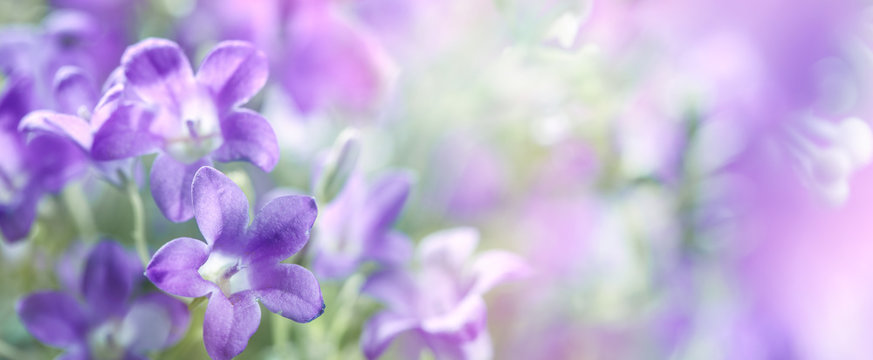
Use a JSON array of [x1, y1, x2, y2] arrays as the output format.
[[328, 274, 364, 343], [0, 338, 26, 360], [188, 296, 206, 310], [272, 312, 291, 356], [62, 182, 98, 241], [125, 178, 149, 266]]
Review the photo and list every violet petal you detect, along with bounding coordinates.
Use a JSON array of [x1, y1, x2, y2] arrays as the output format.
[[196, 40, 268, 111], [149, 153, 211, 223], [361, 269, 419, 315], [468, 250, 531, 296], [212, 109, 279, 172], [118, 293, 190, 353], [191, 166, 249, 252], [91, 104, 162, 161], [16, 291, 87, 347], [19, 110, 92, 150], [203, 291, 261, 360], [121, 38, 195, 110], [146, 237, 214, 298], [361, 311, 419, 360], [245, 195, 317, 264], [52, 65, 98, 115], [81, 240, 137, 320], [249, 263, 325, 323]]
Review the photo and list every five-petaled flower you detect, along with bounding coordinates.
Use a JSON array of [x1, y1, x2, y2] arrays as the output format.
[[90, 38, 279, 222], [360, 228, 530, 360], [145, 166, 325, 360], [17, 240, 190, 360]]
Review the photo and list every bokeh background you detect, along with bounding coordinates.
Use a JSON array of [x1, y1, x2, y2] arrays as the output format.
[[3, 0, 873, 359]]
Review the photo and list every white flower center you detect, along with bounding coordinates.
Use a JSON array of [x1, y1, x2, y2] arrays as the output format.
[[198, 252, 250, 296], [165, 88, 222, 163]]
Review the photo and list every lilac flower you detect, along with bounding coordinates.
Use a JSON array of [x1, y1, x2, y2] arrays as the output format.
[[0, 10, 132, 242], [312, 171, 412, 279], [177, 0, 391, 115], [17, 240, 189, 359], [279, 0, 391, 114], [19, 65, 139, 186], [90, 38, 279, 222], [0, 74, 88, 242], [145, 166, 324, 359], [360, 228, 530, 359]]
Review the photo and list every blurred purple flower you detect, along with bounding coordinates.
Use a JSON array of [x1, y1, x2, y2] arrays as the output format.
[[279, 0, 391, 114], [0, 76, 88, 242], [19, 65, 140, 186], [17, 240, 189, 359], [360, 228, 530, 359], [312, 171, 412, 279], [90, 38, 279, 222], [177, 0, 391, 115], [145, 166, 324, 360], [429, 135, 506, 221]]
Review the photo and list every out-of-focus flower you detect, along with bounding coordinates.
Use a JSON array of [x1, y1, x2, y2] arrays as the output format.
[[145, 166, 324, 360], [312, 170, 412, 279], [90, 38, 279, 222], [0, 73, 88, 243], [177, 0, 392, 116], [20, 65, 139, 186], [17, 240, 189, 359], [0, 11, 133, 242], [428, 135, 506, 221], [360, 228, 530, 359]]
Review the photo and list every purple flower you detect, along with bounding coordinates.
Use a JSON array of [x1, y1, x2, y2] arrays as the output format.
[[0, 9, 135, 241], [17, 240, 189, 359], [145, 166, 324, 360], [278, 1, 391, 114], [360, 228, 530, 359], [176, 0, 391, 115], [0, 75, 88, 242], [19, 65, 140, 186], [312, 171, 412, 278], [90, 38, 279, 222]]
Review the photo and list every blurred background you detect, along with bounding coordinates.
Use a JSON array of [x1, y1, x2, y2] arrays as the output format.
[[3, 0, 873, 359]]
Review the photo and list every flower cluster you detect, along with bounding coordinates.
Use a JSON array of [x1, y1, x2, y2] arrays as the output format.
[[3, 0, 873, 359]]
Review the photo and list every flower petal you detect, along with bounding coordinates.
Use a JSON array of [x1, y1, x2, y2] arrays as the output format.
[[0, 186, 40, 243], [311, 251, 360, 279], [19, 110, 92, 150], [420, 295, 487, 342], [149, 153, 211, 223], [91, 104, 162, 161], [360, 172, 411, 241], [16, 291, 87, 347], [81, 240, 139, 320], [212, 109, 279, 172], [361, 312, 419, 360], [364, 230, 412, 267], [52, 66, 98, 115], [361, 269, 419, 315], [26, 134, 88, 192], [203, 291, 261, 360], [196, 41, 268, 111], [146, 237, 214, 298], [191, 166, 249, 251], [468, 250, 531, 296], [245, 195, 317, 264], [417, 227, 479, 273], [427, 330, 493, 360], [117, 293, 190, 354], [249, 263, 325, 323], [121, 38, 195, 109]]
